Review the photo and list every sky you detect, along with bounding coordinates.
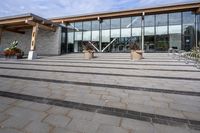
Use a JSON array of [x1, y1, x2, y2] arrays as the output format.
[[0, 0, 198, 18]]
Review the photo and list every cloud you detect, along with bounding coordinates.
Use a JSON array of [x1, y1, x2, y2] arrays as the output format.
[[0, 0, 198, 18]]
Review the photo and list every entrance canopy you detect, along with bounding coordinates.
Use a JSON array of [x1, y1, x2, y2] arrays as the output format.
[[0, 13, 57, 34], [0, 13, 59, 59]]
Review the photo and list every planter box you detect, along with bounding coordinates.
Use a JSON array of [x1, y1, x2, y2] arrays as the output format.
[[131, 50, 143, 60], [83, 51, 94, 60]]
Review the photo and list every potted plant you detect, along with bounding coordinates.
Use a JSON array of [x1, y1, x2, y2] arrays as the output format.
[[3, 40, 24, 59], [129, 42, 143, 60], [82, 42, 94, 60]]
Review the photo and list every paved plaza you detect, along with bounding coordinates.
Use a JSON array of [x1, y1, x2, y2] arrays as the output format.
[[0, 53, 199, 133]]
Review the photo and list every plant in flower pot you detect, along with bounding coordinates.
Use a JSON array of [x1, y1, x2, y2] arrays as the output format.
[[82, 42, 94, 60], [4, 40, 24, 59], [129, 42, 143, 60]]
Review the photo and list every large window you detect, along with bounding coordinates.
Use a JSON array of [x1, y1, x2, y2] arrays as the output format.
[[156, 14, 168, 51], [74, 22, 82, 41], [121, 17, 131, 37], [111, 18, 120, 37], [83, 21, 91, 41], [144, 15, 155, 52], [183, 11, 195, 51], [64, 11, 199, 54], [169, 13, 182, 50]]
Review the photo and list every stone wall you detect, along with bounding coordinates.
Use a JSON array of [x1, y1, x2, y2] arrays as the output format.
[[0, 27, 61, 56]]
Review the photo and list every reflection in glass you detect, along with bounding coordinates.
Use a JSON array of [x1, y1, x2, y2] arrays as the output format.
[[132, 16, 141, 28], [132, 28, 141, 36], [169, 13, 181, 25], [92, 31, 99, 41], [102, 19, 110, 30], [121, 28, 131, 37], [111, 29, 120, 37], [145, 27, 154, 35], [145, 15, 154, 27], [102, 30, 110, 42], [121, 17, 131, 28], [183, 11, 195, 51], [83, 21, 91, 41], [156, 26, 167, 35], [75, 32, 82, 40], [92, 21, 99, 30], [156, 14, 167, 26], [111, 18, 120, 29]]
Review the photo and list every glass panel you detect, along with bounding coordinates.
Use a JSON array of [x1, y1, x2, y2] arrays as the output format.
[[121, 17, 131, 38], [132, 16, 141, 28], [145, 27, 154, 35], [111, 29, 120, 38], [183, 11, 195, 25], [144, 36, 155, 52], [92, 31, 99, 41], [67, 28, 74, 53], [169, 13, 181, 25], [183, 11, 195, 51], [121, 28, 131, 37], [75, 32, 82, 40], [83, 21, 91, 31], [169, 25, 181, 50], [156, 35, 169, 51], [156, 14, 167, 26], [102, 19, 110, 30], [74, 22, 82, 31], [83, 21, 91, 41], [92, 21, 99, 30], [156, 26, 167, 35], [102, 30, 110, 42], [111, 18, 120, 29], [132, 28, 141, 36], [121, 17, 131, 28], [67, 32, 74, 43], [145, 15, 154, 27], [83, 31, 91, 40]]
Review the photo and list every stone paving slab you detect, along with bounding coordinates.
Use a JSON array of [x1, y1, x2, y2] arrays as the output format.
[[0, 53, 200, 132]]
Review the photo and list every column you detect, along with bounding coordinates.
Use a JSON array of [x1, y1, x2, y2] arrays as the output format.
[[28, 24, 39, 60]]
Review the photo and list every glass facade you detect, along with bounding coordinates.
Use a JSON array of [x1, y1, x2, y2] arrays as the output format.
[[63, 11, 199, 53]]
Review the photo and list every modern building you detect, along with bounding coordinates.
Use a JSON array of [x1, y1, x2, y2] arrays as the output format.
[[0, 2, 199, 59]]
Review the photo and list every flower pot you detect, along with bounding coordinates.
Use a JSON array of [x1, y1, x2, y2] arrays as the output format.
[[131, 50, 143, 60], [83, 50, 94, 60]]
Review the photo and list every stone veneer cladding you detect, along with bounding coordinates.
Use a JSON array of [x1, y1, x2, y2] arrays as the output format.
[[0, 27, 61, 55]]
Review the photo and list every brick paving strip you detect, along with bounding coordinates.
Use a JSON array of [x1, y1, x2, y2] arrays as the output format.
[[0, 62, 200, 73], [0, 74, 199, 96], [0, 90, 199, 130]]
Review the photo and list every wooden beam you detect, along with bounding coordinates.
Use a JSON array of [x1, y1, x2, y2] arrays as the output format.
[[30, 24, 39, 51], [0, 17, 33, 25], [25, 20, 56, 32], [4, 28, 25, 34]]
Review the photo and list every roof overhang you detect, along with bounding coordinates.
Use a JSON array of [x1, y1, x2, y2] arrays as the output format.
[[51, 2, 200, 23], [0, 13, 58, 34]]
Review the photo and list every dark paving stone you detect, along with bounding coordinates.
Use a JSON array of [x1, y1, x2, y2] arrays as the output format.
[[0, 90, 199, 130]]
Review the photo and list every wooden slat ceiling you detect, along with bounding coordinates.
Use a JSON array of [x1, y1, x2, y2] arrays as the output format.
[[51, 2, 200, 23]]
